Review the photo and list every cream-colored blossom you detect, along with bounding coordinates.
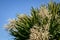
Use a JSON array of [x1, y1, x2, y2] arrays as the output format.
[[28, 24, 49, 40], [17, 14, 26, 19], [39, 6, 49, 18], [4, 18, 16, 30]]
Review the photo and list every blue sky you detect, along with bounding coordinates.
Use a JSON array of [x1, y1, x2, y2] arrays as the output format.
[[0, 0, 60, 40]]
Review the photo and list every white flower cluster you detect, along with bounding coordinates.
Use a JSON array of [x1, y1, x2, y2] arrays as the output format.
[[28, 24, 49, 40], [4, 18, 16, 30], [39, 6, 50, 19]]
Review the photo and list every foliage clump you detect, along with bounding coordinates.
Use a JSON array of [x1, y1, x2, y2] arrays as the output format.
[[5, 1, 60, 40]]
